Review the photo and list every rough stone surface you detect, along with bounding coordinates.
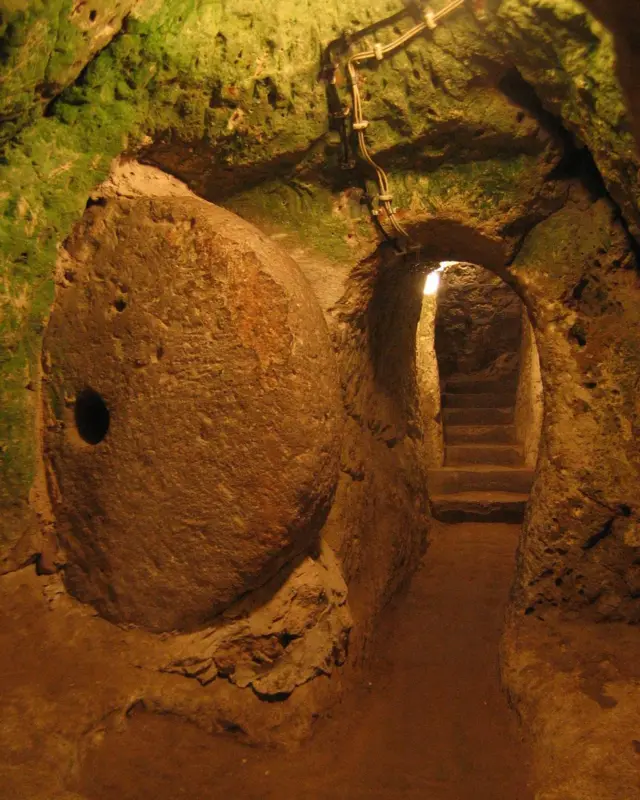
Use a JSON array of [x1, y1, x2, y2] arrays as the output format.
[[514, 309, 544, 468], [502, 615, 640, 800], [509, 194, 640, 625], [416, 284, 444, 469], [0, 540, 351, 799], [74, 522, 532, 800], [44, 176, 343, 632], [0, 0, 146, 146], [319, 249, 431, 661], [486, 0, 640, 237], [430, 492, 529, 524], [578, 0, 640, 151], [435, 263, 523, 380], [160, 540, 352, 698]]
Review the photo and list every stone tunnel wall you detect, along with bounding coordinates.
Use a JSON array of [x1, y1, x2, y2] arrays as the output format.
[[514, 308, 544, 469], [416, 286, 445, 471], [509, 194, 640, 625], [434, 263, 523, 382], [311, 245, 431, 660]]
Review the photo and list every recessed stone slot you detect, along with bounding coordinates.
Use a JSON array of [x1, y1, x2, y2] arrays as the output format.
[[74, 388, 110, 445]]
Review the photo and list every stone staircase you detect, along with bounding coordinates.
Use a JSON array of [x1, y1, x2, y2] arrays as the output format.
[[429, 376, 534, 523]]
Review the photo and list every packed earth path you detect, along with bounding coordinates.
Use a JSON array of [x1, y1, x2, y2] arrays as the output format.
[[80, 522, 532, 800]]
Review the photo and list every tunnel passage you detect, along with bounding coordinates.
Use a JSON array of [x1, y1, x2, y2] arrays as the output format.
[[43, 192, 343, 633], [418, 262, 542, 524]]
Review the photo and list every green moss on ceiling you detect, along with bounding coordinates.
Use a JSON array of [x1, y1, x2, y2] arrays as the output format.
[[392, 152, 542, 221], [0, 0, 638, 559]]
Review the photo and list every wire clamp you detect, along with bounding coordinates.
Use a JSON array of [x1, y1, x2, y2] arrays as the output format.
[[378, 193, 393, 202], [424, 6, 437, 29], [373, 43, 384, 61], [352, 120, 369, 130]]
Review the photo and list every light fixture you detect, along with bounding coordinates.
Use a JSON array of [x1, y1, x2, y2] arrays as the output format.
[[423, 260, 459, 295], [424, 271, 441, 295]]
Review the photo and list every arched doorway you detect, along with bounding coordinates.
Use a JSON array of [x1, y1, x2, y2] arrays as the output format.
[[417, 261, 543, 523]]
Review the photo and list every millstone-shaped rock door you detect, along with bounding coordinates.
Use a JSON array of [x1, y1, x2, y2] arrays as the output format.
[[43, 196, 343, 632]]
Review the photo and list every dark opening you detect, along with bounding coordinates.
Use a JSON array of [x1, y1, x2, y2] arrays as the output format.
[[75, 389, 110, 445]]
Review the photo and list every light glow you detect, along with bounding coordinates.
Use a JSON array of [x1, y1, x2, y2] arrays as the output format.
[[424, 271, 441, 295], [423, 260, 461, 295]]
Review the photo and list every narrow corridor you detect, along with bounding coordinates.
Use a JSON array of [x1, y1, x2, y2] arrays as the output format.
[[81, 522, 532, 800]]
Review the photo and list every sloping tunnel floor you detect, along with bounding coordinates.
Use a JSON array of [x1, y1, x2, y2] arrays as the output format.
[[79, 522, 532, 800]]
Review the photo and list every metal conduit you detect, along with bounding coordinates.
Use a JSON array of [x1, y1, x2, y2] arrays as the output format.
[[342, 0, 469, 242]]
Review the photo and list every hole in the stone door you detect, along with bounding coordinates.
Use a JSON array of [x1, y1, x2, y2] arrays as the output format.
[[279, 632, 297, 648], [114, 297, 127, 312], [89, 9, 97, 21], [75, 389, 110, 445]]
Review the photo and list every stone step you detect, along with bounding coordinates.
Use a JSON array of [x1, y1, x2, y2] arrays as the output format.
[[443, 407, 514, 426], [445, 425, 517, 445], [428, 466, 534, 494], [441, 392, 516, 409], [445, 444, 523, 467], [430, 492, 529, 523], [444, 377, 518, 394]]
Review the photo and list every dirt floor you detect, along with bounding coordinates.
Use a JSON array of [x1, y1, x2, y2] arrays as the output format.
[[77, 522, 532, 800]]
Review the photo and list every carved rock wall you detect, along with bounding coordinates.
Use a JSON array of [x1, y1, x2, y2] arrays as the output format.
[[434, 263, 522, 381], [416, 287, 445, 470], [514, 309, 544, 468]]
